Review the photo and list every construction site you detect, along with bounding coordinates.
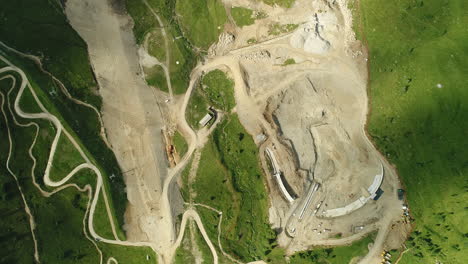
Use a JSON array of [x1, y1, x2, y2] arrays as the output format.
[[63, 0, 413, 263]]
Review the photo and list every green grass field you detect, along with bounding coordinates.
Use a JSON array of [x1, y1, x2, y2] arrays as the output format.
[[186, 70, 235, 129], [48, 134, 86, 182], [269, 23, 299, 36], [18, 85, 42, 113], [231, 7, 256, 27], [201, 70, 235, 112], [356, 0, 468, 263], [175, 0, 228, 49], [191, 114, 276, 261], [0, 0, 100, 108], [173, 131, 188, 157], [126, 0, 197, 94], [288, 232, 376, 264], [147, 30, 166, 62], [145, 65, 169, 93], [186, 82, 210, 129]]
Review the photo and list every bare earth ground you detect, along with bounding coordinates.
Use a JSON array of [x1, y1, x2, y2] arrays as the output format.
[[65, 0, 410, 263]]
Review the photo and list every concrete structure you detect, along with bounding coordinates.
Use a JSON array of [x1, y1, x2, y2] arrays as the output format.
[[198, 113, 213, 127], [265, 147, 296, 203], [323, 164, 384, 218]]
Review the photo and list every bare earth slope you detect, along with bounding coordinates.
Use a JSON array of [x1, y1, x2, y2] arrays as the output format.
[[65, 0, 172, 250]]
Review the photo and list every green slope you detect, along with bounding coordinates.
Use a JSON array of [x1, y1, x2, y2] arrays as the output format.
[[356, 0, 468, 263], [0, 0, 100, 107]]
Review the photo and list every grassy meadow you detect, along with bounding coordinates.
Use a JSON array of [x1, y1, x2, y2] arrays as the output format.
[[0, 0, 100, 107], [230, 6, 267, 28], [126, 0, 197, 94], [355, 0, 468, 263], [186, 70, 235, 129], [173, 130, 188, 157], [175, 0, 227, 49], [189, 114, 276, 261]]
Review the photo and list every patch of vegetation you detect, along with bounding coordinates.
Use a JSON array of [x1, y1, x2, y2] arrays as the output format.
[[93, 191, 115, 240], [289, 232, 376, 264], [192, 114, 275, 261], [145, 65, 168, 92], [186, 69, 235, 129], [147, 30, 167, 62], [100, 243, 157, 264], [201, 70, 235, 111], [174, 232, 196, 264], [192, 224, 215, 264], [247, 38, 257, 44], [231, 7, 255, 27], [283, 58, 296, 65], [230, 7, 267, 28], [125, 0, 158, 44], [262, 0, 296, 8], [18, 86, 42, 113], [175, 221, 214, 264], [179, 158, 192, 201], [48, 134, 85, 182], [256, 11, 268, 19], [0, 0, 100, 107], [175, 0, 228, 49], [186, 81, 209, 129], [268, 23, 299, 36], [356, 0, 468, 263], [173, 131, 188, 157], [126, 0, 197, 94]]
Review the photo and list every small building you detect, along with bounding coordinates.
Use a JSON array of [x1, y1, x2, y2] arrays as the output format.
[[198, 113, 213, 127]]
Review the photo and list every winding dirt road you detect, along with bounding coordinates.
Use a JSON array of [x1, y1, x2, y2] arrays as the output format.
[[0, 56, 159, 263]]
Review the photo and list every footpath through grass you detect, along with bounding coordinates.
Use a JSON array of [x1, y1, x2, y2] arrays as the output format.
[[356, 0, 468, 263]]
